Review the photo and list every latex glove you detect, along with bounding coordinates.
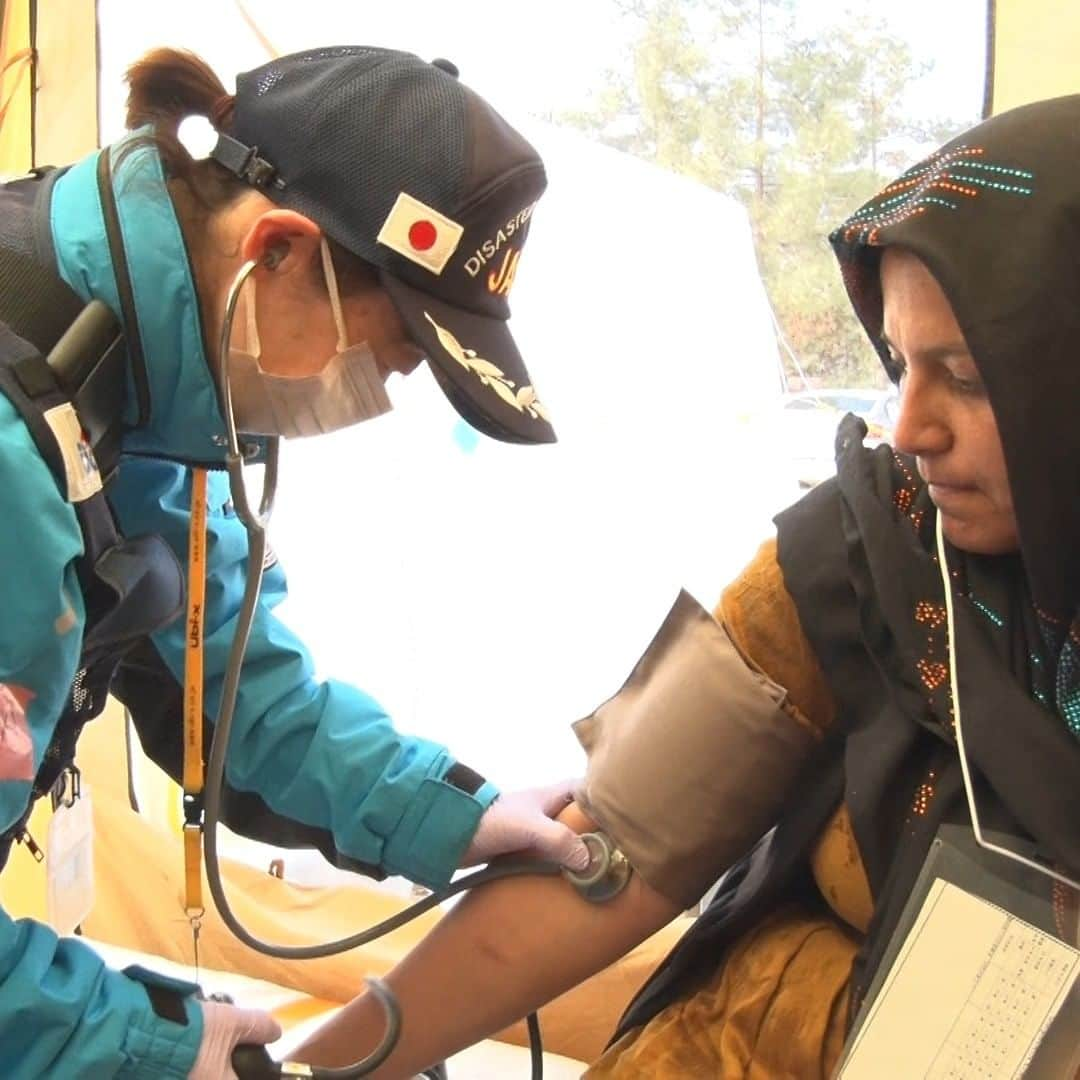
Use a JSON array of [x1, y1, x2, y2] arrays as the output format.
[[461, 779, 591, 870], [190, 1000, 282, 1080]]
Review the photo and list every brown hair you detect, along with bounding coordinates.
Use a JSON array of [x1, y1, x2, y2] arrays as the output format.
[[124, 48, 241, 211], [123, 48, 377, 289]]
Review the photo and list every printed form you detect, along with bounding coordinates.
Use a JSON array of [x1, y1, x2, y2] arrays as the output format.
[[840, 878, 1078, 1078]]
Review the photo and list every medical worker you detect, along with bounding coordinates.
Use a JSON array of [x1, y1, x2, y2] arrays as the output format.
[[0, 45, 586, 1078]]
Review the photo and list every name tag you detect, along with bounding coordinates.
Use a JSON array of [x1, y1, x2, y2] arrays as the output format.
[[46, 784, 95, 937]]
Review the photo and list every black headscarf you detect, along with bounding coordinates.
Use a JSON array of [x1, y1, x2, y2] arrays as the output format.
[[829, 94, 1080, 625], [615, 97, 1080, 1042], [779, 95, 1080, 1007]]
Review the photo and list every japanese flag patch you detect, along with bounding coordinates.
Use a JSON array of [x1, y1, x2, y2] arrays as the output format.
[[376, 192, 464, 275]]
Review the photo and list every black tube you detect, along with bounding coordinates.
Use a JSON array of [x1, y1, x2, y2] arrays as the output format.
[[231, 978, 402, 1080], [527, 1011, 543, 1080]]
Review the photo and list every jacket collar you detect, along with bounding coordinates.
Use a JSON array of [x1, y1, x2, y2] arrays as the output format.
[[50, 133, 229, 465]]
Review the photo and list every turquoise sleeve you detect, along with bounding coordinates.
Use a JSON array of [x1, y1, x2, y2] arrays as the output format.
[[0, 397, 201, 1077], [109, 456, 497, 888]]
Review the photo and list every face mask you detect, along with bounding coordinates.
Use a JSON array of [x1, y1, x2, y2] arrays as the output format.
[[227, 238, 393, 439]]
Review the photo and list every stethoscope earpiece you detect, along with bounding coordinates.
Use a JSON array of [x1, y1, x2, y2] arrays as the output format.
[[262, 245, 287, 271]]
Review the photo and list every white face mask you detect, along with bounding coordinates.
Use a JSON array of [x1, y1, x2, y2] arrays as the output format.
[[227, 238, 393, 439]]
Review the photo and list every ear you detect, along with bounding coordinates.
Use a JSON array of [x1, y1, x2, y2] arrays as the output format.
[[239, 209, 322, 278]]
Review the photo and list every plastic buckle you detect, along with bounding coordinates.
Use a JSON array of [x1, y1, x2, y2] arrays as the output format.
[[182, 791, 204, 828], [210, 132, 284, 190], [50, 765, 81, 811]]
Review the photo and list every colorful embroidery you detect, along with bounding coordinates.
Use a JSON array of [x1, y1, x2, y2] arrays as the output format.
[[916, 658, 949, 692], [1034, 608, 1080, 739], [911, 769, 938, 817], [1055, 632, 1080, 738], [892, 451, 925, 531], [839, 146, 1034, 245], [423, 312, 550, 423], [969, 596, 1005, 629], [915, 601, 947, 630]]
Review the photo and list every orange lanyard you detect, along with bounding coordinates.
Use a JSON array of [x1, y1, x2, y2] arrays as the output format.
[[182, 468, 208, 942]]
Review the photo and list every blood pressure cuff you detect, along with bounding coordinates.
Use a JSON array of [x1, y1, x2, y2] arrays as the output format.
[[573, 589, 818, 908]]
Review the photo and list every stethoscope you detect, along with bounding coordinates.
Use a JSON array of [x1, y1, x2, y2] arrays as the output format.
[[199, 260, 632, 1079], [934, 512, 1080, 897]]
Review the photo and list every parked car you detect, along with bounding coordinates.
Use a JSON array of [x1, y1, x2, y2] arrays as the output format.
[[778, 386, 900, 487]]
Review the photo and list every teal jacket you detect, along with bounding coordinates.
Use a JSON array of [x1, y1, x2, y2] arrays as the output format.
[[0, 137, 497, 1078]]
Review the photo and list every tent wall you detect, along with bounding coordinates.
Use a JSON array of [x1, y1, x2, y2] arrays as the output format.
[[0, 0, 97, 176], [11, 1, 1080, 168], [0, 0, 33, 175], [34, 0, 98, 166], [987, 0, 1080, 116]]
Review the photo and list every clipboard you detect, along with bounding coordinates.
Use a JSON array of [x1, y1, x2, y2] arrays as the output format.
[[836, 825, 1079, 1079]]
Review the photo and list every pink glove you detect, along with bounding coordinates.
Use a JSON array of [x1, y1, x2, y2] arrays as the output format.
[[461, 779, 590, 870], [190, 1000, 282, 1080]]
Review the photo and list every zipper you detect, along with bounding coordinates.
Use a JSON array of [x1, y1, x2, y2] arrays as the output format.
[[17, 827, 44, 863]]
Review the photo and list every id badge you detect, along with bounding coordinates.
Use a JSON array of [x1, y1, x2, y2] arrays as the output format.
[[46, 778, 95, 937], [838, 825, 1079, 1079]]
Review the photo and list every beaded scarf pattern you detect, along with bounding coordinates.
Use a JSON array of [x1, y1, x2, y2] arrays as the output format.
[[892, 455, 1080, 830], [837, 145, 1034, 246]]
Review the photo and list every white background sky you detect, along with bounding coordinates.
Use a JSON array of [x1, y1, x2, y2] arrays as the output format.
[[98, 0, 987, 142]]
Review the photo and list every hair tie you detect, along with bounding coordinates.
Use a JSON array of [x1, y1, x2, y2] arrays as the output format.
[[209, 94, 235, 131]]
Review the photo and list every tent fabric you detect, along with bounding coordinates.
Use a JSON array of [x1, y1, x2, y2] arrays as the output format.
[[33, 0, 98, 166], [6, 3, 1078, 204], [986, 0, 1080, 116], [0, 0, 97, 176], [0, 0, 32, 175]]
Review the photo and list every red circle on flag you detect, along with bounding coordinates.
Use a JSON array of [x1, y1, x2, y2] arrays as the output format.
[[409, 220, 438, 251]]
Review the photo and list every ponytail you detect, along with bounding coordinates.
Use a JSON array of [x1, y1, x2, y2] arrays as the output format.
[[125, 47, 235, 132], [119, 47, 379, 293], [121, 48, 241, 211]]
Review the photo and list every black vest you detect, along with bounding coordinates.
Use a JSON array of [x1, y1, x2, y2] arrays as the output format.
[[0, 172, 183, 866]]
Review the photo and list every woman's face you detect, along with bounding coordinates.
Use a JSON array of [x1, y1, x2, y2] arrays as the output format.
[[880, 248, 1019, 555], [204, 199, 425, 384], [250, 250, 425, 383]]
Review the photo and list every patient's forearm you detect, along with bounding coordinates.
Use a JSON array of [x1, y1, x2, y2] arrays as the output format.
[[293, 803, 681, 1077]]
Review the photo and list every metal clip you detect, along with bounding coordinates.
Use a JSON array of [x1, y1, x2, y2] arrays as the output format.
[[17, 826, 44, 862], [50, 765, 81, 811], [209, 133, 285, 191]]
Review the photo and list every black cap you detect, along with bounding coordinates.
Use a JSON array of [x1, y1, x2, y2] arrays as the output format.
[[211, 46, 554, 444]]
